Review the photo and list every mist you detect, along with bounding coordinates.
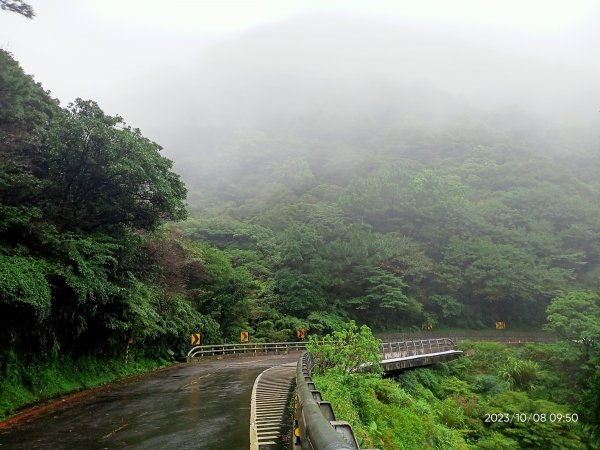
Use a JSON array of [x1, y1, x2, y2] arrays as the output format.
[[3, 5, 600, 190], [99, 14, 600, 153]]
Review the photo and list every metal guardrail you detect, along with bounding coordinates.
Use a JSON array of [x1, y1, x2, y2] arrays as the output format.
[[293, 352, 364, 450], [186, 341, 307, 361], [380, 338, 457, 360]]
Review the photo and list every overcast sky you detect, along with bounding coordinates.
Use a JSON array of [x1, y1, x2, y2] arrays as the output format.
[[2, 1, 600, 153]]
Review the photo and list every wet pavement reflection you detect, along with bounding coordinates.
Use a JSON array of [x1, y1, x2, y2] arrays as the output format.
[[0, 355, 298, 449]]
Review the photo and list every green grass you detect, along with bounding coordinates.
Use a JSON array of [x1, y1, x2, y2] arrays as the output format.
[[312, 371, 468, 450]]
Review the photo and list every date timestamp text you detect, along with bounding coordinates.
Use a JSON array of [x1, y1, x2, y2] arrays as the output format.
[[484, 413, 579, 423]]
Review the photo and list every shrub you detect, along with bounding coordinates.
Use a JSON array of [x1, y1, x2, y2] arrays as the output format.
[[498, 357, 539, 390], [307, 321, 381, 374], [472, 374, 510, 395]]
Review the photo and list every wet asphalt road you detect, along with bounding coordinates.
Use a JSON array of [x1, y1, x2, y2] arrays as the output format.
[[0, 354, 298, 450]]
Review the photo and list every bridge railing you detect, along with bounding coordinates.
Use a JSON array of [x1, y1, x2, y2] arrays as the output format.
[[380, 338, 457, 360], [187, 338, 460, 362], [186, 341, 307, 361]]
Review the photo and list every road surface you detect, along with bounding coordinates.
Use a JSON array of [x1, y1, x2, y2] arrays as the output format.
[[0, 354, 298, 450]]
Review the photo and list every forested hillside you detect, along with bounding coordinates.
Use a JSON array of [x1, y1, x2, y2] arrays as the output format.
[[177, 107, 600, 333]]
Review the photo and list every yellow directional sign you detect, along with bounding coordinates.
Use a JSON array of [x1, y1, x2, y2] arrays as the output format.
[[422, 322, 433, 331], [240, 331, 249, 342], [496, 321, 506, 330], [191, 333, 201, 345], [296, 328, 306, 339]]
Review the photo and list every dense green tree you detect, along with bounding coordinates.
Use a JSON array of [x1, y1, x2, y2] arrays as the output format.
[[348, 265, 421, 326], [545, 291, 600, 445], [439, 236, 571, 325], [308, 321, 381, 374], [31, 99, 187, 233], [545, 291, 600, 347], [0, 50, 200, 373]]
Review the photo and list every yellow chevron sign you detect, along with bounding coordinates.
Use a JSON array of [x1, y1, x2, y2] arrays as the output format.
[[190, 333, 201, 345]]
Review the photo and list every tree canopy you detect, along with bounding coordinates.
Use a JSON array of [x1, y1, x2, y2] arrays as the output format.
[[545, 291, 600, 346], [0, 50, 198, 372]]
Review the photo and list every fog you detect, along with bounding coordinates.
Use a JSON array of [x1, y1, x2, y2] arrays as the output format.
[[2, 2, 600, 179], [114, 13, 600, 130], [102, 14, 600, 168]]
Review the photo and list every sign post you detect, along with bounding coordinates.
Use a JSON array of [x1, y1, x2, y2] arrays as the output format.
[[125, 337, 133, 364]]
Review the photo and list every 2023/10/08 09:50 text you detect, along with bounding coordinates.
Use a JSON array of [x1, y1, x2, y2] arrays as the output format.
[[484, 412, 578, 423]]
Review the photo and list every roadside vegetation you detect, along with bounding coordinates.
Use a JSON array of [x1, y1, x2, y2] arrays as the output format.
[[310, 324, 596, 449]]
